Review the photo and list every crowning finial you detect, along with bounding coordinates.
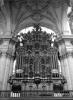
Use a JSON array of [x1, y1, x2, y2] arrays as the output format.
[[34, 24, 41, 32]]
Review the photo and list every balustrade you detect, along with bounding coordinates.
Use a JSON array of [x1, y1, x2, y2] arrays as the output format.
[[0, 90, 72, 98]]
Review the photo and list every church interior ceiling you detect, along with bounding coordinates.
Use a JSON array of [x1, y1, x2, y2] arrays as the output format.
[[0, 0, 70, 36]]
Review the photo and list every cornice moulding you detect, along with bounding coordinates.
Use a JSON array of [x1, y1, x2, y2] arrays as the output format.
[[0, 35, 12, 39], [62, 35, 73, 40], [56, 35, 73, 42]]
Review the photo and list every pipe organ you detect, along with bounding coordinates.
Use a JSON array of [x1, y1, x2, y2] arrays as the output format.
[[8, 26, 66, 93]]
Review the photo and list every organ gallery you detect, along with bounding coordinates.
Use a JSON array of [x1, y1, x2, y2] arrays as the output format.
[[8, 25, 66, 93], [0, 0, 73, 99]]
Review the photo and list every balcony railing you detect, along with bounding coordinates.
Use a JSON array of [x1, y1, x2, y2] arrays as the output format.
[[0, 90, 73, 98]]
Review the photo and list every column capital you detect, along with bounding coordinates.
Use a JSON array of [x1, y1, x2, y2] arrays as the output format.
[[55, 35, 64, 45], [0, 35, 12, 40], [56, 35, 73, 44], [6, 51, 15, 59], [0, 35, 16, 46], [63, 31, 71, 35], [60, 51, 73, 60], [6, 45, 15, 59], [55, 35, 73, 45]]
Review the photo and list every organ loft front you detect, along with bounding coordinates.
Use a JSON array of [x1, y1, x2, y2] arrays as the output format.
[[1, 0, 73, 99], [8, 25, 66, 93]]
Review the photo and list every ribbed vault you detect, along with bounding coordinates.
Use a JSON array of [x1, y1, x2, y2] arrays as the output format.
[[0, 0, 70, 36], [5, 0, 69, 36]]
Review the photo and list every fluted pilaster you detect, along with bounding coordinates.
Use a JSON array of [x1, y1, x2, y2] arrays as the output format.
[[0, 37, 15, 90], [3, 39, 15, 90], [0, 39, 9, 90], [56, 35, 73, 90]]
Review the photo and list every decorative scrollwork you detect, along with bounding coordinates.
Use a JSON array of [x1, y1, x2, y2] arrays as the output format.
[[14, 25, 58, 77]]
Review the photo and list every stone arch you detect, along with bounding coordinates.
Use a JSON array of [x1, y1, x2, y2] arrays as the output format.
[[13, 22, 60, 37], [11, 13, 61, 37]]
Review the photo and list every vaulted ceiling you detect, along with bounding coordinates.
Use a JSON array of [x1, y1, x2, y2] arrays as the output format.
[[0, 0, 70, 36]]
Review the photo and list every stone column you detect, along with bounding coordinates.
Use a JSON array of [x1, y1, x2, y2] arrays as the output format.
[[0, 39, 9, 90], [3, 39, 15, 90], [57, 36, 73, 90], [0, 52, 6, 90], [64, 40, 73, 90], [0, 38, 15, 90]]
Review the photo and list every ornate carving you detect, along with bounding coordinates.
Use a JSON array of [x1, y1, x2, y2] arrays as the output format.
[[14, 25, 58, 77], [60, 51, 73, 60], [6, 49, 15, 59], [6, 39, 16, 58], [8, 25, 66, 92]]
